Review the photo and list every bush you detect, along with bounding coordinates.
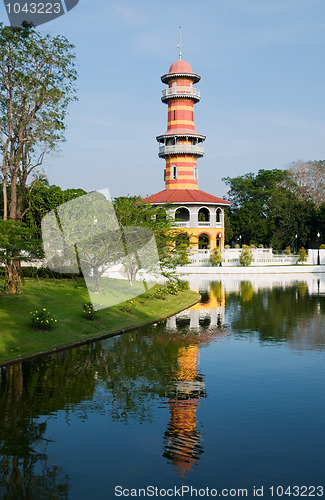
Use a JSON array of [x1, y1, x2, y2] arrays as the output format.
[[209, 248, 223, 267], [239, 247, 253, 267], [21, 266, 81, 279], [119, 300, 136, 313], [284, 246, 292, 255], [320, 244, 325, 250], [297, 248, 307, 264], [152, 286, 168, 300], [30, 308, 57, 330], [166, 280, 178, 295], [83, 302, 95, 320], [176, 279, 190, 291]]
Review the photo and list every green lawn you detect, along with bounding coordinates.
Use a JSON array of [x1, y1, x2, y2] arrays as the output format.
[[0, 277, 199, 365]]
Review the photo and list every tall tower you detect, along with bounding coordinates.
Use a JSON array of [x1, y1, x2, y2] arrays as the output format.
[[143, 57, 230, 251], [157, 59, 205, 190]]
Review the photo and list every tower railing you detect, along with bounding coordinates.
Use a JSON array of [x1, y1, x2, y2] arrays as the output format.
[[159, 144, 204, 156], [161, 87, 200, 101]]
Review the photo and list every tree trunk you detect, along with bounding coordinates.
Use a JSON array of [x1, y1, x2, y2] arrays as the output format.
[[94, 267, 101, 294], [9, 172, 18, 221], [2, 177, 8, 220], [4, 260, 22, 295]]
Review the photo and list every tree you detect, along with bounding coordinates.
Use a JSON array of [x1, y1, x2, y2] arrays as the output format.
[[223, 169, 286, 246], [286, 160, 325, 208], [113, 196, 178, 277], [267, 187, 317, 249], [223, 168, 320, 249], [23, 182, 86, 230], [0, 220, 43, 294], [0, 23, 77, 221]]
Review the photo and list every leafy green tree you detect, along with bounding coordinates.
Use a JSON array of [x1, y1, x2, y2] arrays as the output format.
[[0, 220, 43, 294], [23, 183, 86, 229], [174, 243, 190, 266], [223, 168, 320, 249], [223, 207, 234, 245], [267, 187, 317, 249], [113, 196, 178, 277], [223, 169, 286, 246], [0, 23, 77, 221]]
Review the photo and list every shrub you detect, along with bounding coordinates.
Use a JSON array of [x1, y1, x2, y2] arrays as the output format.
[[119, 300, 136, 313], [239, 247, 253, 267], [153, 286, 168, 300], [30, 308, 57, 330], [176, 279, 190, 291], [297, 248, 307, 264], [209, 248, 223, 267], [166, 280, 178, 295], [21, 266, 81, 279], [83, 302, 95, 320], [320, 244, 325, 250], [284, 246, 292, 255]]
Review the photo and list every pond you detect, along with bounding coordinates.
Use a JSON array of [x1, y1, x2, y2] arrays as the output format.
[[1, 274, 325, 499]]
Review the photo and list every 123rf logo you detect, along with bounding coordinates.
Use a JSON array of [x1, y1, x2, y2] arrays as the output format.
[[4, 0, 79, 27]]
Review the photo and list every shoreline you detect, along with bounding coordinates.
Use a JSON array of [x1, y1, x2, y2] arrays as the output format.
[[177, 265, 325, 274], [0, 290, 200, 369]]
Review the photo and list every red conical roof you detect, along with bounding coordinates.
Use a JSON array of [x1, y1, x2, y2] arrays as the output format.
[[161, 59, 200, 83], [142, 189, 230, 206]]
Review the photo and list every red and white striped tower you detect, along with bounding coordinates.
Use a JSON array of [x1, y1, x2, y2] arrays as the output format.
[[157, 58, 205, 190], [143, 55, 230, 251]]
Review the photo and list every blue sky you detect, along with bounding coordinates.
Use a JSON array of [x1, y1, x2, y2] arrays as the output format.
[[1, 0, 325, 199]]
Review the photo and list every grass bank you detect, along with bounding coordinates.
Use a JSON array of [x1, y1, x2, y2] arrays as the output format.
[[0, 277, 199, 366]]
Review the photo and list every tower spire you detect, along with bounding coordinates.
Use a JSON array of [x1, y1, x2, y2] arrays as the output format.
[[178, 26, 182, 60]]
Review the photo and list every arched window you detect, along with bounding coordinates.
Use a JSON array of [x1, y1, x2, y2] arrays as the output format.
[[171, 164, 178, 179], [216, 208, 222, 223], [198, 233, 210, 249], [216, 233, 222, 249], [175, 207, 190, 222], [198, 207, 210, 222]]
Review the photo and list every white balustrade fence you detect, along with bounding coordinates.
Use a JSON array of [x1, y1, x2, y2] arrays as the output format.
[[186, 248, 325, 267]]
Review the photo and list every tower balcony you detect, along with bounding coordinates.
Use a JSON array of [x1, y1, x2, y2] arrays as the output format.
[[158, 144, 204, 157], [161, 86, 200, 102]]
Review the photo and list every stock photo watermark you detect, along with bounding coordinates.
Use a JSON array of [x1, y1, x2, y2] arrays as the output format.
[[4, 0, 79, 27], [41, 189, 161, 311]]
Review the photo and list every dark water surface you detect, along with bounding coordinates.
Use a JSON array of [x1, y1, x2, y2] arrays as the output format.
[[1, 275, 325, 499]]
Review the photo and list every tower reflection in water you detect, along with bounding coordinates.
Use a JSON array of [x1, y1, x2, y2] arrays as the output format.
[[163, 281, 226, 477]]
